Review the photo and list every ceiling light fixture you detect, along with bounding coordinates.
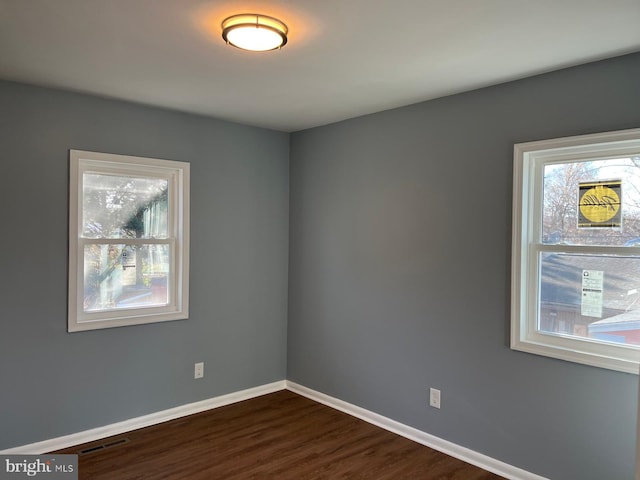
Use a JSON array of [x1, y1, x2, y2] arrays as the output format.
[[221, 14, 288, 52]]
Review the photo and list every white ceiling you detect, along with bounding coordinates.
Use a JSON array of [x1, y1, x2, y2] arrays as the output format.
[[0, 0, 639, 132]]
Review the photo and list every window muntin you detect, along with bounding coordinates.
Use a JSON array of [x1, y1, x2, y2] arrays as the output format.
[[69, 150, 189, 332], [511, 129, 640, 373]]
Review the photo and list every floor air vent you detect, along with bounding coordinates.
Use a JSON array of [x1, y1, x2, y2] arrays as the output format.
[[78, 437, 130, 455]]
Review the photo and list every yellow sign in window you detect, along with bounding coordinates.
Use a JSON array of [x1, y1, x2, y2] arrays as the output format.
[[578, 180, 622, 228]]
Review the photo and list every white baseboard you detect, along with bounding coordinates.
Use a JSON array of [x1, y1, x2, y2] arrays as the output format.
[[1, 380, 286, 454], [285, 381, 548, 480], [2, 379, 546, 480]]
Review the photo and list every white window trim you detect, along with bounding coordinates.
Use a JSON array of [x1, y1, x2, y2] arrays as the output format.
[[511, 128, 640, 374], [68, 150, 190, 332]]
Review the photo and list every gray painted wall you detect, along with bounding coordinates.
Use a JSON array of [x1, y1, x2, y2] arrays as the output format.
[[1, 53, 639, 479], [0, 81, 289, 449], [288, 53, 640, 480]]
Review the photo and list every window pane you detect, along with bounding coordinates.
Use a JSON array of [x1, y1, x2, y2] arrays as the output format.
[[83, 243, 170, 312], [82, 173, 169, 239], [539, 252, 640, 345], [542, 157, 640, 246]]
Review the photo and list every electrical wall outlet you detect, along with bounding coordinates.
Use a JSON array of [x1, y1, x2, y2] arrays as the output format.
[[194, 362, 204, 379], [429, 387, 441, 409]]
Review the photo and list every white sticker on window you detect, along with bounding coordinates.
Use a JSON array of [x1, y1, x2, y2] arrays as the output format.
[[581, 270, 604, 318]]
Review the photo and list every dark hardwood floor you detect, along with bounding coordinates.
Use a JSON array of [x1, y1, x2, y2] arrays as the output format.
[[54, 390, 504, 479]]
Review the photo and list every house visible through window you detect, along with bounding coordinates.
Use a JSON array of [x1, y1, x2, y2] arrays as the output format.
[[511, 129, 640, 373], [69, 150, 189, 332]]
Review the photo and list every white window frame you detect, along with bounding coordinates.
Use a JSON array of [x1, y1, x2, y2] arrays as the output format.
[[68, 150, 189, 332], [511, 128, 640, 374]]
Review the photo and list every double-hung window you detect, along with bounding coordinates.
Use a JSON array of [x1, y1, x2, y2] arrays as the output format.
[[69, 150, 189, 332], [511, 129, 640, 373]]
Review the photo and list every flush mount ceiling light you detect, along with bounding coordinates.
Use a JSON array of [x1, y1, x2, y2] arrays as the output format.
[[222, 14, 288, 52]]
